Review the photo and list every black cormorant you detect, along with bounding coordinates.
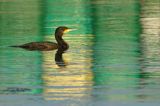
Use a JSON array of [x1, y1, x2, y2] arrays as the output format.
[[10, 26, 74, 51]]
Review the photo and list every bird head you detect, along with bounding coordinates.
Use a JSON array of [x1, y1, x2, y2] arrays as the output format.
[[55, 26, 76, 36]]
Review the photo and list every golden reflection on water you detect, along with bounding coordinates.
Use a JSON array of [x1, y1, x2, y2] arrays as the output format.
[[137, 1, 160, 101], [41, 34, 94, 100], [140, 1, 160, 72]]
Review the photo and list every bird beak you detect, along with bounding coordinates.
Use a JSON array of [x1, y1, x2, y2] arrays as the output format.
[[64, 28, 77, 33]]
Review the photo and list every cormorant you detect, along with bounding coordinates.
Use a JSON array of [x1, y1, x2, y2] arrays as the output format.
[[10, 26, 74, 51]]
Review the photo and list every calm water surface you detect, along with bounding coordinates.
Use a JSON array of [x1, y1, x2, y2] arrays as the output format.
[[0, 0, 160, 106]]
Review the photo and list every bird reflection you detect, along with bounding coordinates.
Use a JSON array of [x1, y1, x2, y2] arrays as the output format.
[[55, 48, 66, 67]]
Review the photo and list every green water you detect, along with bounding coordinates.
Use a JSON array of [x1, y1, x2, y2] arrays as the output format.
[[0, 0, 160, 106]]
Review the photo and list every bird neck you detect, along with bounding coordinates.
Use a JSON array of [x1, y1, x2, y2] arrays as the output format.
[[55, 32, 69, 50], [55, 33, 64, 44]]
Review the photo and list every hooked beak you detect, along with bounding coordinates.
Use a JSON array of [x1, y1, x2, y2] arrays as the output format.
[[64, 28, 77, 33]]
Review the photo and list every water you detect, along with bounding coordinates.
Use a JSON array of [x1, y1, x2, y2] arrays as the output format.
[[0, 0, 160, 106]]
